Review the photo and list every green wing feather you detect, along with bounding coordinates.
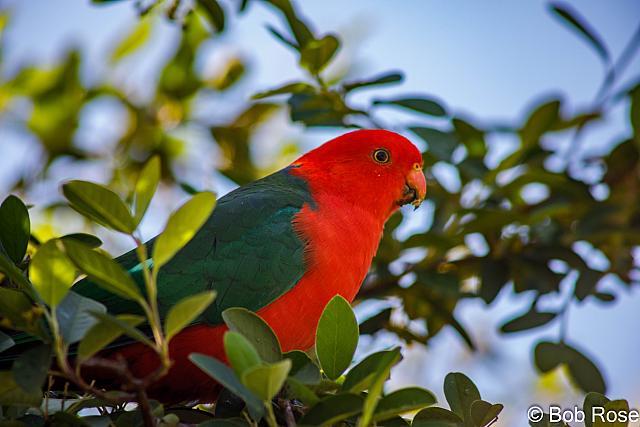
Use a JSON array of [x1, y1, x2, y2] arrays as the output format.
[[73, 166, 314, 324]]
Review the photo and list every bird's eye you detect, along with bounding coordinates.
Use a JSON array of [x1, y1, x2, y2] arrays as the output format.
[[373, 149, 390, 164]]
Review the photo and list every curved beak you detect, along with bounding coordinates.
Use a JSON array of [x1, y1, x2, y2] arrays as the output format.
[[399, 165, 427, 208]]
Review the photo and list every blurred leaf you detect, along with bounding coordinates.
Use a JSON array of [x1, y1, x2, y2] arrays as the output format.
[[252, 82, 315, 99], [299, 393, 364, 426], [300, 34, 339, 74], [549, 2, 610, 63], [443, 372, 481, 424], [412, 407, 464, 427], [11, 344, 51, 393], [197, 0, 225, 32], [62, 180, 136, 234], [499, 309, 557, 333], [374, 97, 447, 117], [410, 127, 458, 162], [0, 251, 32, 292], [199, 419, 251, 427], [358, 348, 403, 427], [165, 290, 216, 342], [110, 18, 152, 63], [29, 240, 76, 307], [77, 313, 145, 360], [520, 99, 561, 145], [479, 259, 508, 304], [224, 331, 262, 377], [288, 91, 349, 126], [283, 349, 320, 384], [241, 359, 291, 401], [593, 292, 615, 303], [0, 195, 30, 264], [373, 387, 437, 422], [631, 84, 640, 147], [265, 0, 314, 49], [315, 295, 359, 380], [189, 353, 264, 419], [222, 308, 282, 363], [343, 349, 401, 392], [153, 191, 216, 269], [0, 287, 46, 338], [343, 71, 403, 91], [594, 399, 630, 427], [56, 291, 106, 344], [0, 371, 42, 407], [359, 307, 392, 335], [133, 156, 160, 225], [0, 330, 14, 353], [469, 400, 503, 427], [62, 240, 143, 302], [60, 233, 102, 248]]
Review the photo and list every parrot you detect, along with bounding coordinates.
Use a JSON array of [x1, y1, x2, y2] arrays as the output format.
[[7, 129, 427, 404]]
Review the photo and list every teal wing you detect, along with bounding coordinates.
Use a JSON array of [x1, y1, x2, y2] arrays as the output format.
[[72, 166, 315, 325]]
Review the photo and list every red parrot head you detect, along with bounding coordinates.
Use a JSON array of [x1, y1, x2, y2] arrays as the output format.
[[293, 129, 426, 220]]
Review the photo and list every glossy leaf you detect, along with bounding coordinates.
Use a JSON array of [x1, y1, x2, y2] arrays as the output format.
[[241, 359, 291, 401], [443, 372, 481, 424], [189, 353, 264, 419], [153, 191, 216, 269], [374, 97, 447, 117], [77, 313, 145, 360], [29, 240, 76, 307], [299, 393, 364, 426], [373, 387, 437, 422], [315, 295, 359, 380], [0, 330, 14, 353], [283, 349, 320, 384], [133, 156, 160, 224], [412, 407, 464, 427], [222, 307, 282, 363], [12, 344, 51, 393], [56, 291, 107, 344], [62, 180, 136, 234], [358, 348, 403, 427], [62, 239, 143, 302], [224, 331, 262, 377], [343, 349, 401, 392], [165, 290, 216, 341], [60, 233, 103, 248], [0, 194, 30, 264]]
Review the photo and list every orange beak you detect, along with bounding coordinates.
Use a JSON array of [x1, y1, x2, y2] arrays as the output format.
[[400, 164, 427, 208]]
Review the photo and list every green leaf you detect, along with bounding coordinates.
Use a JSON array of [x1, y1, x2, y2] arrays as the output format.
[[410, 127, 459, 162], [374, 97, 447, 117], [0, 330, 14, 353], [29, 240, 76, 307], [77, 313, 145, 361], [0, 251, 32, 291], [285, 377, 319, 406], [0, 194, 30, 264], [222, 307, 282, 363], [299, 393, 364, 426], [60, 233, 103, 248], [593, 399, 629, 427], [584, 392, 609, 427], [224, 331, 262, 377], [470, 400, 503, 427], [443, 372, 481, 425], [373, 387, 437, 422], [189, 353, 264, 419], [283, 350, 320, 384], [549, 2, 610, 63], [197, 0, 225, 33], [520, 99, 561, 145], [0, 371, 43, 407], [12, 344, 51, 393], [252, 82, 315, 99], [153, 192, 216, 269], [199, 419, 251, 427], [62, 240, 143, 302], [300, 34, 340, 74], [241, 359, 291, 401], [0, 287, 47, 339], [358, 348, 402, 427], [62, 180, 136, 234], [315, 295, 358, 380], [133, 156, 160, 225], [165, 291, 216, 342], [343, 71, 404, 91], [110, 18, 152, 63], [412, 407, 464, 427], [56, 291, 106, 344], [343, 349, 401, 392], [499, 310, 557, 333], [631, 85, 640, 148]]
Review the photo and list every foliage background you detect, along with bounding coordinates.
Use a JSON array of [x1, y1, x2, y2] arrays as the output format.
[[1, 0, 640, 425]]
